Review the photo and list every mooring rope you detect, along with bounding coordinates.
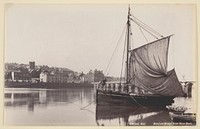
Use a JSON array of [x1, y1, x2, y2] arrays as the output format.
[[66, 99, 82, 107], [129, 94, 146, 108], [80, 99, 95, 110]]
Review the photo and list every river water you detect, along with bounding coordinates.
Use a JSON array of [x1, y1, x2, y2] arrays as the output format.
[[4, 85, 196, 126]]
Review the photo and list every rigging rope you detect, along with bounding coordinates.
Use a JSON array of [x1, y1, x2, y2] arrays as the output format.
[[120, 28, 128, 83], [170, 35, 175, 69], [130, 25, 134, 48], [105, 24, 127, 76], [131, 15, 163, 38], [130, 18, 159, 39], [105, 11, 164, 78], [139, 27, 148, 43]]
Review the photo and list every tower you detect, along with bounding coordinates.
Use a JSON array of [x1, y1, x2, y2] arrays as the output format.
[[29, 61, 35, 70]]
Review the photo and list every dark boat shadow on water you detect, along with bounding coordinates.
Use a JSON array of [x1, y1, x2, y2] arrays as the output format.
[[95, 104, 172, 126], [134, 110, 172, 126]]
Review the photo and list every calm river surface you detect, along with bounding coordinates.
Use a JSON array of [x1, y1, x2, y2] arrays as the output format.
[[4, 85, 196, 126]]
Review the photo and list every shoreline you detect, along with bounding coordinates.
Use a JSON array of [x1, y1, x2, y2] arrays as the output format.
[[4, 81, 93, 89]]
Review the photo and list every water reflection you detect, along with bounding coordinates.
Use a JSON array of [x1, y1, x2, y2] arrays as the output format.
[[96, 104, 171, 126], [4, 86, 196, 126], [5, 87, 94, 110], [95, 86, 196, 126]]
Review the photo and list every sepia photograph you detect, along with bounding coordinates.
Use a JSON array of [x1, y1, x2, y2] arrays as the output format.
[[3, 3, 197, 126]]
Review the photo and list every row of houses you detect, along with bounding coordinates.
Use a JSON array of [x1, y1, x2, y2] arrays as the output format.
[[39, 69, 105, 83], [5, 66, 105, 84], [84, 69, 104, 83], [40, 70, 70, 83], [5, 69, 41, 83]]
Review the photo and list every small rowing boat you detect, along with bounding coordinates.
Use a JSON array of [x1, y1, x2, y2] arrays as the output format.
[[169, 112, 196, 123], [166, 105, 187, 114]]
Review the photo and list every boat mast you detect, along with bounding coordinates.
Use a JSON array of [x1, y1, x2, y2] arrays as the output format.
[[126, 6, 131, 84]]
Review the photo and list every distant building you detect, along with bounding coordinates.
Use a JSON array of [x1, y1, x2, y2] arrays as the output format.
[[40, 70, 68, 83], [180, 81, 193, 97], [5, 63, 32, 82], [5, 70, 12, 81], [79, 72, 85, 83], [84, 69, 104, 83], [67, 72, 82, 83], [29, 69, 41, 78], [29, 69, 41, 83], [39, 70, 48, 82], [29, 61, 35, 70], [5, 62, 75, 83], [105, 76, 125, 83], [10, 70, 31, 82]]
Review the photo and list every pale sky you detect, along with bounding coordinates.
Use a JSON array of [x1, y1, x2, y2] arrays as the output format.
[[5, 4, 196, 80]]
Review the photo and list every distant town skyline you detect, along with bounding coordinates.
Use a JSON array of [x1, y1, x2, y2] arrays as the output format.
[[5, 4, 196, 80]]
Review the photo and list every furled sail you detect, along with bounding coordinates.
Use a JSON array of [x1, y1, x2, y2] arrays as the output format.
[[129, 36, 184, 97]]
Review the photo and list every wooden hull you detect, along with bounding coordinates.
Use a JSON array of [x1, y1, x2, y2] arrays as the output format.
[[96, 90, 174, 107]]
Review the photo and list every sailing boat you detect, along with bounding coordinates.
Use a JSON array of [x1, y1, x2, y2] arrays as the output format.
[[96, 6, 184, 107]]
